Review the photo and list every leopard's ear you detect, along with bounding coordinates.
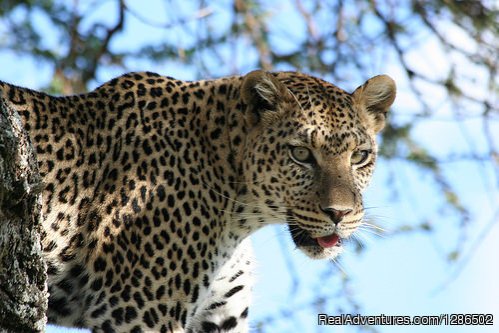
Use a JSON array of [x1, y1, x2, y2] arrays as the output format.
[[241, 70, 291, 126], [352, 75, 396, 133]]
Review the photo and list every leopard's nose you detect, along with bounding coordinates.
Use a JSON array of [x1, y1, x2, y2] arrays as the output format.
[[320, 206, 352, 225]]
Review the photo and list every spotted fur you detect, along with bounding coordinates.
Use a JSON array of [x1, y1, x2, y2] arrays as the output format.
[[0, 70, 395, 332]]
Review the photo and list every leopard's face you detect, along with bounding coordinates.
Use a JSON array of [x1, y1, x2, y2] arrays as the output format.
[[239, 71, 396, 259]]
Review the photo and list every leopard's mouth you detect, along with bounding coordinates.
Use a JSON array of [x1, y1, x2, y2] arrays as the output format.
[[288, 225, 342, 249]]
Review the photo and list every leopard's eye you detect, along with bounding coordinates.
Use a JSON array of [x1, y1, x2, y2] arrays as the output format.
[[290, 146, 314, 164], [351, 150, 370, 166]]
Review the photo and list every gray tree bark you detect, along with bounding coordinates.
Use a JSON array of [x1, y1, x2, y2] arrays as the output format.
[[0, 97, 47, 332]]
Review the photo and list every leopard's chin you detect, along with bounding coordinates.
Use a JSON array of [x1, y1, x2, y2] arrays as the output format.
[[288, 225, 343, 260]]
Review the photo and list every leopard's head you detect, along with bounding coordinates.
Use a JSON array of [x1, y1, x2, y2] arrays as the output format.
[[238, 70, 396, 259]]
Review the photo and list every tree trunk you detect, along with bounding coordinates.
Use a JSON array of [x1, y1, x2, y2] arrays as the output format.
[[0, 97, 47, 332]]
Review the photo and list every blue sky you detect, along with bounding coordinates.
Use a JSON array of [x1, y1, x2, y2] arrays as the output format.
[[0, 1, 497, 332]]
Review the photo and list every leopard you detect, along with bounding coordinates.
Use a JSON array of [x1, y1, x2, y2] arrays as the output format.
[[0, 70, 395, 332]]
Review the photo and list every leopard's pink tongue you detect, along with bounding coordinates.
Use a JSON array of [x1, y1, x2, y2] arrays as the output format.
[[316, 234, 340, 248]]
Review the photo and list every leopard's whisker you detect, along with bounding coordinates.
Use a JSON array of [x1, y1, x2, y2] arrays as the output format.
[[357, 226, 386, 238]]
